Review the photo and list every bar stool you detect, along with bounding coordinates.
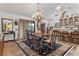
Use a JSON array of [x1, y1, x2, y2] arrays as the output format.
[[62, 31, 70, 42], [56, 30, 62, 41], [52, 30, 58, 40], [51, 30, 57, 46], [71, 31, 79, 44]]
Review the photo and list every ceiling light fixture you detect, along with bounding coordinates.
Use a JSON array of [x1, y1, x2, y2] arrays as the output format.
[[32, 3, 44, 31], [32, 3, 44, 22]]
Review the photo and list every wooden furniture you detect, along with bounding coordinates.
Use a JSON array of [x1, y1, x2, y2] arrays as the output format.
[[71, 31, 79, 44], [48, 28, 79, 44], [44, 30, 56, 49], [59, 15, 79, 27], [3, 31, 15, 41], [51, 30, 62, 41], [56, 30, 62, 41], [52, 30, 57, 39], [0, 33, 4, 56], [62, 31, 71, 42]]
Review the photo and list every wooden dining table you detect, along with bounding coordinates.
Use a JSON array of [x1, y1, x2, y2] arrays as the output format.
[[35, 31, 53, 45]]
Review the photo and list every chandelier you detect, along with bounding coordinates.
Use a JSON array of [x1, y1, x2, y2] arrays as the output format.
[[32, 3, 44, 22], [32, 3, 44, 31]]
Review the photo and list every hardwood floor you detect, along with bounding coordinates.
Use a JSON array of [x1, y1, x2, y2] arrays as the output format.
[[3, 41, 26, 56], [16, 40, 39, 56], [2, 40, 79, 56], [64, 44, 79, 56]]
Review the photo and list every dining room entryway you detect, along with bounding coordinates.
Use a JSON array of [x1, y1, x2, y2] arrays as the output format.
[[18, 19, 35, 40]]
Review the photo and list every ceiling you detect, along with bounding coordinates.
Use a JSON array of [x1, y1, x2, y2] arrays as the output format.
[[0, 3, 79, 23]]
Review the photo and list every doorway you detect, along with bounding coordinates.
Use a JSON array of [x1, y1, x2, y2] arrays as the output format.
[[18, 19, 35, 40]]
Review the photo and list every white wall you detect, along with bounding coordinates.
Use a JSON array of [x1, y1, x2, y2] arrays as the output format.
[[0, 11, 32, 40], [0, 11, 51, 40]]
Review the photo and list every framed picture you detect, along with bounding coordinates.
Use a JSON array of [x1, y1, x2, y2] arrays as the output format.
[[1, 18, 13, 32]]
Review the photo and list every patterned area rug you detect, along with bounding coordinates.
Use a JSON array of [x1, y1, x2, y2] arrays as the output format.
[[16, 40, 72, 56], [22, 40, 62, 55]]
